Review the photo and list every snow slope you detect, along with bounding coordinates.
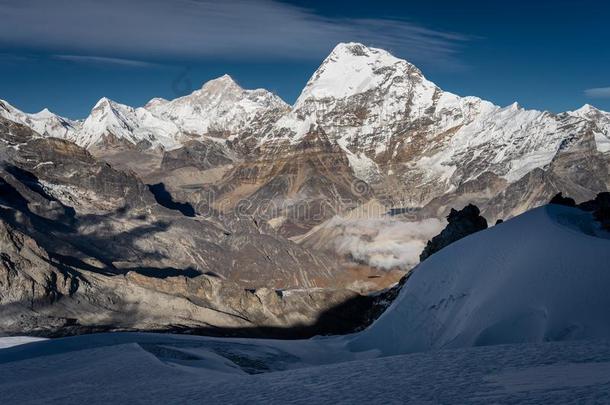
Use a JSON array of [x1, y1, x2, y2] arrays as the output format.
[[1, 334, 610, 403], [351, 204, 610, 355]]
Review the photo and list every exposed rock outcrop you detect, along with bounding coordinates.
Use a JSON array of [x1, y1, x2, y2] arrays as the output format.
[[578, 192, 610, 230], [419, 204, 488, 261], [550, 192, 576, 207]]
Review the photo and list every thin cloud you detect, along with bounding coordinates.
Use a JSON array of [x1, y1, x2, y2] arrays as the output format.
[[53, 55, 165, 68], [0, 53, 33, 63], [585, 87, 610, 99], [0, 0, 470, 70]]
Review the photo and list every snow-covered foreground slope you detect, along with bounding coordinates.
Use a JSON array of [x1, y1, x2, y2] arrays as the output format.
[[1, 334, 610, 403], [2, 204, 610, 402]]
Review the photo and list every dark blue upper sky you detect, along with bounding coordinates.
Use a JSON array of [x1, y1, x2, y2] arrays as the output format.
[[0, 0, 609, 118]]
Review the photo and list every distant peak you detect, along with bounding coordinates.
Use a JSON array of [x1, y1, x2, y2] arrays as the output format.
[[90, 97, 128, 116], [577, 103, 598, 113], [93, 97, 112, 109], [32, 108, 55, 118], [295, 42, 417, 102], [327, 42, 404, 63], [201, 74, 241, 91], [569, 103, 606, 117], [217, 73, 235, 82], [144, 97, 169, 109]]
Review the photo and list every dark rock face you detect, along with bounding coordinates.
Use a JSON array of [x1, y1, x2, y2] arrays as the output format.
[[550, 192, 576, 207], [420, 204, 488, 262], [579, 192, 610, 230]]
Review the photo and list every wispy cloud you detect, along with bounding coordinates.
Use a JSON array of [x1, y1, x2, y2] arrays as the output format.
[[585, 87, 610, 99], [0, 53, 35, 64], [0, 0, 470, 70], [53, 55, 165, 68]]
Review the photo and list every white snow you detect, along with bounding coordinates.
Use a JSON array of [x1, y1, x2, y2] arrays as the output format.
[[2, 334, 610, 403], [77, 97, 182, 149], [569, 104, 610, 153], [147, 74, 289, 140], [0, 336, 46, 349], [294, 43, 404, 102], [0, 99, 80, 140]]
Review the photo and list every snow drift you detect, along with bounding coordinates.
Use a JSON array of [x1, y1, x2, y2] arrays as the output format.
[[351, 204, 610, 355]]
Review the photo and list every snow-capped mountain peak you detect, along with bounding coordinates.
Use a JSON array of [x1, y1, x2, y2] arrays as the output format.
[[144, 97, 169, 109], [77, 97, 181, 150], [571, 103, 605, 117], [200, 74, 241, 92], [145, 75, 289, 139], [273, 42, 607, 199], [2, 42, 610, 211], [30, 108, 55, 119], [0, 99, 80, 140], [295, 42, 416, 104], [566, 103, 610, 152]]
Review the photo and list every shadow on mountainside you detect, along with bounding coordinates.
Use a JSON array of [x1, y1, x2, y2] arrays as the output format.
[[0, 287, 380, 340], [0, 168, 178, 274], [147, 182, 195, 217]]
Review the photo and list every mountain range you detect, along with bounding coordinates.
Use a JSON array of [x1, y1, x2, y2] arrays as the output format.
[[3, 43, 609, 227], [1, 42, 609, 336]]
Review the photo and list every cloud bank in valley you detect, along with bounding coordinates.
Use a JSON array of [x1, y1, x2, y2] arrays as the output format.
[[329, 217, 444, 270]]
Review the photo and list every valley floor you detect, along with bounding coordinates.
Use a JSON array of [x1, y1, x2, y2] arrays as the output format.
[[1, 333, 610, 404]]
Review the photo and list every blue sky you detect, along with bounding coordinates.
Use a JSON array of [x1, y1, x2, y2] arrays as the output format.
[[0, 0, 609, 118]]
